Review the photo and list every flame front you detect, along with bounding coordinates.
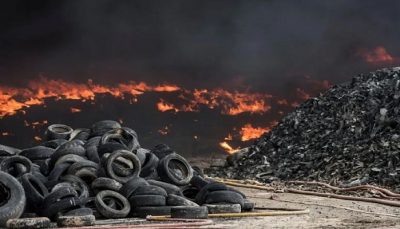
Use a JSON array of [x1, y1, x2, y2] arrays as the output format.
[[240, 124, 270, 141], [219, 141, 239, 154], [358, 46, 397, 64]]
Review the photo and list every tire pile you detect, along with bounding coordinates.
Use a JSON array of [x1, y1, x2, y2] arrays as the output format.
[[0, 120, 253, 228], [207, 67, 400, 191]]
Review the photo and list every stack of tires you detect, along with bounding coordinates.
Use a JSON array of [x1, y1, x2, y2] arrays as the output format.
[[0, 120, 254, 227]]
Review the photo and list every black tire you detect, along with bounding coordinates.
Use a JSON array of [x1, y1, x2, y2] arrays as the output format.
[[147, 180, 183, 196], [119, 177, 149, 199], [132, 185, 167, 197], [57, 215, 95, 227], [86, 146, 100, 164], [106, 150, 141, 183], [20, 173, 48, 207], [204, 190, 245, 207], [204, 204, 241, 214], [167, 194, 199, 207], [129, 195, 166, 207], [19, 146, 55, 161], [180, 185, 199, 201], [0, 144, 20, 156], [0, 155, 32, 177], [49, 142, 86, 169], [54, 154, 86, 167], [100, 128, 139, 152], [60, 175, 90, 200], [45, 124, 73, 140], [135, 148, 149, 166], [69, 128, 91, 141], [6, 217, 51, 229], [139, 152, 159, 178], [64, 207, 93, 216], [192, 166, 204, 178], [190, 175, 209, 189], [151, 144, 174, 159], [41, 139, 68, 149], [97, 142, 128, 158], [91, 177, 122, 193], [43, 186, 78, 207], [0, 171, 26, 226], [90, 120, 121, 137], [171, 206, 208, 219], [84, 136, 101, 149], [95, 190, 130, 218], [157, 153, 193, 186], [42, 197, 83, 220], [47, 163, 71, 182], [242, 200, 255, 212], [67, 160, 99, 175], [194, 182, 228, 205], [132, 206, 172, 218]]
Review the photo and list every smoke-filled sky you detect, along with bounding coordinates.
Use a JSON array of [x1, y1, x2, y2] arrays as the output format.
[[0, 1, 399, 155]]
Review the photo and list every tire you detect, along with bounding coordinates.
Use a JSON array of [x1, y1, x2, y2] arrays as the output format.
[[20, 173, 48, 207], [41, 139, 68, 149], [204, 190, 245, 208], [86, 146, 100, 164], [84, 136, 101, 149], [19, 146, 55, 161], [67, 160, 99, 175], [60, 175, 90, 200], [147, 180, 183, 196], [49, 142, 86, 169], [192, 166, 204, 178], [97, 142, 128, 158], [180, 185, 199, 201], [54, 154, 86, 167], [57, 215, 95, 227], [167, 194, 199, 207], [204, 204, 241, 214], [42, 197, 82, 220], [100, 128, 139, 152], [43, 186, 78, 207], [90, 120, 121, 137], [69, 128, 90, 141], [151, 144, 174, 159], [0, 144, 20, 156], [135, 148, 149, 166], [132, 206, 172, 218], [194, 182, 228, 205], [129, 195, 166, 207], [6, 217, 51, 229], [170, 206, 208, 219], [45, 124, 73, 140], [242, 200, 255, 212], [91, 177, 122, 193], [119, 177, 149, 199], [0, 155, 32, 177], [139, 152, 159, 178], [0, 171, 26, 226], [95, 190, 130, 218], [190, 175, 209, 189], [106, 150, 141, 183], [47, 163, 70, 183], [132, 185, 167, 197], [157, 153, 193, 186]]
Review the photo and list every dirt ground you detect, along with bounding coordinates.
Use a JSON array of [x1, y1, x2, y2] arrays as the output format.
[[210, 185, 400, 228]]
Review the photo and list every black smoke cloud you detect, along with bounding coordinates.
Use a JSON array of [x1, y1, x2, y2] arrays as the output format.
[[0, 0, 399, 155]]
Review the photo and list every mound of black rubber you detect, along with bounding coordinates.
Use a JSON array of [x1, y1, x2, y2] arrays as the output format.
[[208, 67, 400, 191]]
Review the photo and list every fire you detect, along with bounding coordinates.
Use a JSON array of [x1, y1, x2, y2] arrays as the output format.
[[219, 141, 239, 154], [70, 107, 82, 113], [240, 124, 270, 141], [358, 46, 396, 64], [157, 100, 179, 112]]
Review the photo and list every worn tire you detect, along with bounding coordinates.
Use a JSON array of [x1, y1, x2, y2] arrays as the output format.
[[157, 153, 193, 186], [129, 195, 166, 207], [204, 190, 245, 207], [0, 171, 26, 226], [132, 206, 172, 218], [119, 177, 149, 199], [205, 204, 241, 214], [64, 207, 93, 216], [171, 206, 208, 219], [147, 180, 183, 196], [91, 177, 122, 193], [20, 173, 48, 207], [57, 215, 95, 227], [19, 146, 54, 161], [0, 155, 32, 177], [195, 182, 228, 205], [90, 120, 121, 137], [132, 185, 167, 197], [167, 194, 199, 207], [95, 190, 130, 218], [6, 217, 50, 229], [139, 152, 159, 178], [45, 124, 73, 140], [106, 150, 141, 183]]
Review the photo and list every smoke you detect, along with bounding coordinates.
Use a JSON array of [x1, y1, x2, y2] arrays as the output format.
[[1, 1, 399, 154]]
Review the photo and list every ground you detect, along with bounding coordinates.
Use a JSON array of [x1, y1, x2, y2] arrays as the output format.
[[211, 185, 400, 228]]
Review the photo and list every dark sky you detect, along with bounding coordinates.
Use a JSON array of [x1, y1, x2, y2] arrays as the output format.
[[0, 1, 399, 155]]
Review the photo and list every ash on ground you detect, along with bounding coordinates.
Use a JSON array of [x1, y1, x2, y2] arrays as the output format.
[[207, 67, 400, 191]]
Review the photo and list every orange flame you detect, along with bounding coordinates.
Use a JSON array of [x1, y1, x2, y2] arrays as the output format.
[[70, 107, 82, 113], [358, 46, 396, 64], [240, 124, 270, 141], [219, 141, 239, 154]]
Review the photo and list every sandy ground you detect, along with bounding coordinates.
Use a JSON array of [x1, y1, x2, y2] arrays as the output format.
[[210, 185, 400, 229]]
